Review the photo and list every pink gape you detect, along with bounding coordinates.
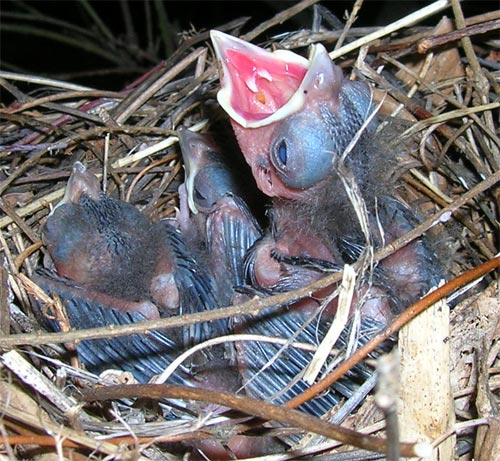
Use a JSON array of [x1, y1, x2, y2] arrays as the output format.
[[210, 29, 441, 334]]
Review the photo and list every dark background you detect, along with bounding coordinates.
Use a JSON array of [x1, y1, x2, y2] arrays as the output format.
[[1, 1, 496, 91]]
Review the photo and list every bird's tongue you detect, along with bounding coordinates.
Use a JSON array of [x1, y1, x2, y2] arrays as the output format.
[[211, 31, 309, 128]]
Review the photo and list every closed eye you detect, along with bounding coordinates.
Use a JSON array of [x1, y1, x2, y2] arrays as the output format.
[[194, 188, 206, 202], [277, 140, 287, 166]]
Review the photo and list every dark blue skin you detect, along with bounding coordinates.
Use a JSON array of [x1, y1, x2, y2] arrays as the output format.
[[211, 32, 444, 430], [177, 127, 262, 306], [268, 80, 374, 191], [221, 43, 443, 313], [35, 162, 227, 384]]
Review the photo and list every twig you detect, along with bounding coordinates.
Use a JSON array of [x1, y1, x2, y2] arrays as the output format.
[[151, 333, 321, 385], [0, 262, 10, 335], [334, 0, 363, 50], [329, 0, 452, 59], [284, 255, 500, 409], [375, 353, 400, 461], [417, 18, 500, 53], [0, 89, 123, 114], [112, 48, 205, 124], [451, 0, 500, 168], [0, 70, 95, 91], [241, 0, 320, 42], [83, 384, 431, 457], [0, 432, 213, 449], [401, 101, 500, 139], [0, 199, 40, 245]]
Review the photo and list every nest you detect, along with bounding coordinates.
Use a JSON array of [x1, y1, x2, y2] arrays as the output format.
[[0, 1, 499, 460]]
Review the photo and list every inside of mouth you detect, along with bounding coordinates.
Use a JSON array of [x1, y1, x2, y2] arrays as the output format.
[[225, 49, 307, 122]]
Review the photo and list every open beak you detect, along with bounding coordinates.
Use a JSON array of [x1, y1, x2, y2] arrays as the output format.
[[210, 30, 343, 128]]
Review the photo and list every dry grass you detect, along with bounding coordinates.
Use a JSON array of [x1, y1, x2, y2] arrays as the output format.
[[0, 1, 499, 459]]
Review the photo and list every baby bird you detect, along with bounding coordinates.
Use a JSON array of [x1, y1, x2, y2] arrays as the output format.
[[35, 162, 223, 383], [210, 30, 442, 314], [177, 127, 261, 306], [210, 30, 443, 419]]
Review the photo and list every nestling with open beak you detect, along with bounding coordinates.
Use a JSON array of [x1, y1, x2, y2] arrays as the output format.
[[210, 30, 443, 313], [210, 31, 443, 419]]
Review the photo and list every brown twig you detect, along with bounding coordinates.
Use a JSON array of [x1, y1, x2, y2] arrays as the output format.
[[451, 0, 500, 169], [285, 255, 500, 409], [3, 435, 83, 448], [417, 18, 500, 54], [2, 166, 500, 349], [112, 48, 205, 124], [124, 153, 178, 203], [0, 199, 40, 245], [0, 112, 101, 195], [14, 241, 43, 272], [1, 432, 210, 448], [82, 384, 430, 457], [334, 0, 363, 51], [0, 90, 123, 115], [0, 264, 10, 335], [241, 0, 320, 42]]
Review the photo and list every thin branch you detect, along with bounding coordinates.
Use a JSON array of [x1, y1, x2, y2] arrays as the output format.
[[417, 18, 500, 54], [2, 167, 500, 349], [242, 0, 320, 42], [329, 0, 452, 59], [285, 255, 500, 409], [83, 384, 431, 457]]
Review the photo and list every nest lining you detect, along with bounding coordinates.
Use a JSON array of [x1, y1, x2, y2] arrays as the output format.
[[0, 1, 499, 460]]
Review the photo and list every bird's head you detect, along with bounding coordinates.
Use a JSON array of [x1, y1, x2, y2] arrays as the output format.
[[211, 31, 375, 198]]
